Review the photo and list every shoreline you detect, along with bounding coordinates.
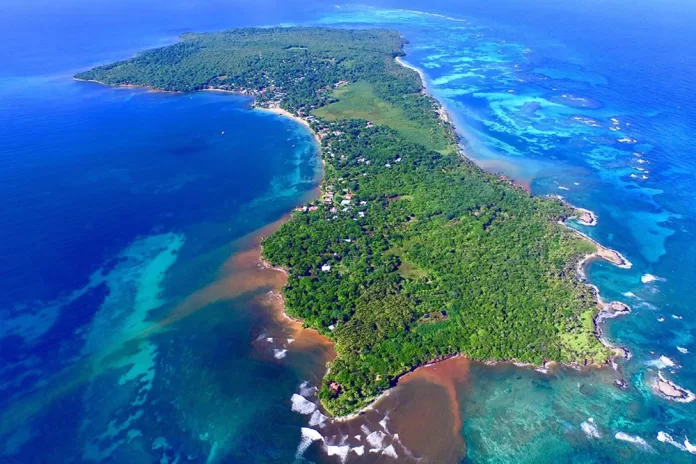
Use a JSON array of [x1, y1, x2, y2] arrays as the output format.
[[253, 105, 322, 145], [395, 56, 429, 88], [76, 53, 635, 421], [652, 371, 696, 403], [394, 54, 634, 365], [73, 77, 181, 94]]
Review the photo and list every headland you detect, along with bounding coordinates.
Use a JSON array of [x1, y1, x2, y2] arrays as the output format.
[[75, 26, 633, 418]]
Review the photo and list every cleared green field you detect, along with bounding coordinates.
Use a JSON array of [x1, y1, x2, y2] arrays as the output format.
[[313, 81, 449, 153]]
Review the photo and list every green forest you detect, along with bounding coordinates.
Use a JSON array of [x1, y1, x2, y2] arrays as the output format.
[[79, 27, 608, 416]]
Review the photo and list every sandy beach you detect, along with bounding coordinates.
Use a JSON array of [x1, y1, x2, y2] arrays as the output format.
[[396, 56, 428, 87], [254, 105, 322, 145]]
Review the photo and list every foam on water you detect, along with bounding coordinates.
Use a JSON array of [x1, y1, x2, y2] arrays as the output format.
[[641, 274, 663, 284], [581, 418, 601, 439], [298, 381, 317, 398], [647, 355, 676, 369], [614, 432, 651, 450], [290, 394, 317, 415], [326, 444, 351, 463], [657, 432, 686, 451], [296, 427, 323, 458], [366, 430, 388, 449], [351, 445, 365, 456], [378, 414, 390, 432], [382, 444, 399, 459], [309, 409, 328, 427], [685, 437, 696, 454]]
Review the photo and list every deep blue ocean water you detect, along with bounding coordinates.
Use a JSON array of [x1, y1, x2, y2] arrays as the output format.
[[1, 0, 695, 462]]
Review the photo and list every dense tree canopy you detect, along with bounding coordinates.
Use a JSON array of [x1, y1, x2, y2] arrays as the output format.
[[80, 27, 608, 417]]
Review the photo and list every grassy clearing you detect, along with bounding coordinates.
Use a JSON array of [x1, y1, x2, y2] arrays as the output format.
[[313, 81, 448, 153], [386, 246, 429, 280]]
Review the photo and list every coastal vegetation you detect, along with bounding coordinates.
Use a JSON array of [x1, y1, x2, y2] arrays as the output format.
[[79, 27, 610, 416]]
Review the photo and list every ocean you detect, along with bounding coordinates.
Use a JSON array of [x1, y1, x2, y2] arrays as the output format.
[[1, 0, 695, 463]]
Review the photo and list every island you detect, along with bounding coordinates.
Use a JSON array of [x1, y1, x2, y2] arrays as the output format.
[[77, 27, 630, 417], [652, 371, 696, 403]]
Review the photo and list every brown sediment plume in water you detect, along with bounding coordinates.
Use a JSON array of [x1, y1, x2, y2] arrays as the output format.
[[390, 356, 470, 461], [222, 216, 336, 379], [137, 216, 291, 335], [469, 156, 533, 192], [0, 215, 335, 434], [399, 356, 470, 436], [248, 289, 335, 384], [305, 356, 469, 464]]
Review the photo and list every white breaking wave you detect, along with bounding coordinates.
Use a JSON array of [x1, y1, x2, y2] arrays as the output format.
[[366, 430, 388, 449], [641, 273, 664, 284], [309, 409, 328, 427], [383, 444, 399, 459], [296, 428, 323, 458], [399, 8, 469, 23], [291, 394, 317, 415], [685, 437, 696, 454], [648, 355, 676, 369], [677, 346, 689, 354], [622, 291, 637, 298], [615, 432, 651, 450], [581, 418, 601, 439], [298, 381, 317, 397], [657, 433, 696, 454], [352, 445, 365, 456], [326, 445, 351, 463], [657, 432, 686, 451], [379, 414, 390, 432]]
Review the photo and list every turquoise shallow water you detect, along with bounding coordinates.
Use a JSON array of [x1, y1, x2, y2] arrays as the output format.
[[0, 83, 323, 460], [2, 1, 696, 463], [306, 4, 696, 462]]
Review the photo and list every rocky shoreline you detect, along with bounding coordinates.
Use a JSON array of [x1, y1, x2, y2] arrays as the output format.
[[652, 371, 696, 403], [563, 213, 634, 362]]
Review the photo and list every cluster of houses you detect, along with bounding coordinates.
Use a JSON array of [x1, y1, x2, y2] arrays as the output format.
[[317, 128, 343, 141], [294, 205, 319, 212], [323, 190, 334, 205]]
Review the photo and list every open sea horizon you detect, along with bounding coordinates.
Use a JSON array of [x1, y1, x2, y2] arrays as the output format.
[[1, 0, 695, 462]]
